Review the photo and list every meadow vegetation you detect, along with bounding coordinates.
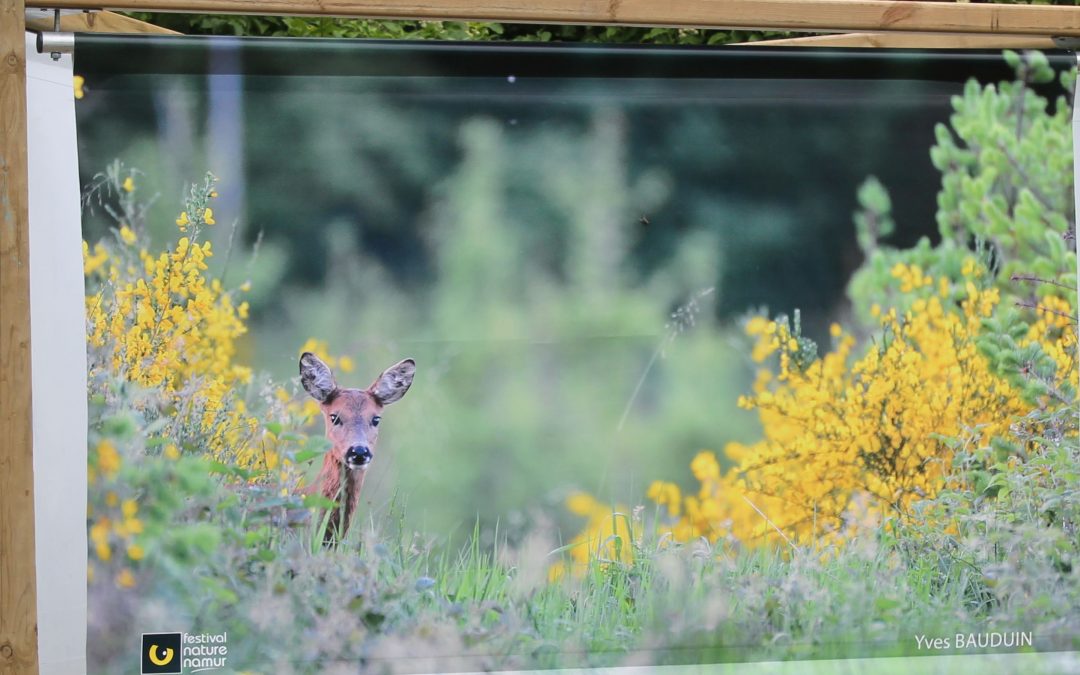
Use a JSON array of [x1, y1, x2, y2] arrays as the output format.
[[84, 52, 1079, 673]]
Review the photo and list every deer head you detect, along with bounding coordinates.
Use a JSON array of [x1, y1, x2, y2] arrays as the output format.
[[299, 351, 415, 542]]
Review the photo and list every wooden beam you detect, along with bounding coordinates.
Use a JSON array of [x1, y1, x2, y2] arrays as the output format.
[[744, 31, 1059, 49], [0, 0, 39, 673], [25, 10, 181, 34], [22, 0, 1080, 36]]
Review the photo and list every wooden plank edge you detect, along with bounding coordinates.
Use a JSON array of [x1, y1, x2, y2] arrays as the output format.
[[25, 10, 181, 35], [22, 0, 1080, 37], [0, 0, 40, 673], [741, 31, 1059, 49]]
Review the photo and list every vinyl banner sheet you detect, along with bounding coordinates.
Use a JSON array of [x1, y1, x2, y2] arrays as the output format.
[[70, 38, 1080, 674]]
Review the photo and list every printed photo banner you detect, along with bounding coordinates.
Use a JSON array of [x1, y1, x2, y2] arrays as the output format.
[[63, 36, 1080, 674]]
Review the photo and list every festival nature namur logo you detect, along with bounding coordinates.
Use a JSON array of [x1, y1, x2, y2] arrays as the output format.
[[141, 633, 181, 674], [141, 632, 228, 674]]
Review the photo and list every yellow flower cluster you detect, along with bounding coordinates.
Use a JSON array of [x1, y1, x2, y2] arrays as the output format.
[[549, 492, 640, 580], [83, 180, 264, 470], [175, 207, 215, 232], [646, 451, 767, 543], [87, 440, 145, 589], [299, 337, 355, 375], [566, 261, 1075, 553], [85, 235, 250, 393], [716, 265, 1070, 547]]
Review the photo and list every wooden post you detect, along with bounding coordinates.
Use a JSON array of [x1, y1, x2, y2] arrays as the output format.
[[743, 31, 1058, 49], [0, 1, 39, 674]]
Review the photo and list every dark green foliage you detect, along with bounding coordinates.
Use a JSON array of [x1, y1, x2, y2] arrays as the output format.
[[978, 307, 1076, 405], [849, 49, 1075, 323], [854, 176, 895, 255], [131, 0, 1080, 43], [128, 12, 788, 44], [849, 50, 1076, 415]]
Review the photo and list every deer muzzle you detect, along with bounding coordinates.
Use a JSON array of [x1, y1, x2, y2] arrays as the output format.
[[344, 445, 372, 469]]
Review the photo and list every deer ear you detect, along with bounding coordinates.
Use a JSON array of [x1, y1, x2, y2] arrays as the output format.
[[369, 359, 415, 405], [299, 352, 337, 403]]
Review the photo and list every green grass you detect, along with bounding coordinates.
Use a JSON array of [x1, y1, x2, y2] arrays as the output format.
[[96, 487, 1077, 673], [86, 387, 1080, 674]]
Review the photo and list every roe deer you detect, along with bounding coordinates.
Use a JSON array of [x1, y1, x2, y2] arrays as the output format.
[[298, 352, 415, 544]]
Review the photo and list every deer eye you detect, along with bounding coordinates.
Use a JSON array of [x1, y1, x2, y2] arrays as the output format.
[[329, 413, 342, 426], [371, 416, 381, 428]]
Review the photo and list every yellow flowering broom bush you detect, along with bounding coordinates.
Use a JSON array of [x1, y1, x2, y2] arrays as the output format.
[[569, 262, 1075, 560], [725, 268, 1071, 547], [84, 170, 261, 462]]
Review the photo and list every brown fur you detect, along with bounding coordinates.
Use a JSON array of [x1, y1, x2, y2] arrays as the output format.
[[298, 353, 415, 545]]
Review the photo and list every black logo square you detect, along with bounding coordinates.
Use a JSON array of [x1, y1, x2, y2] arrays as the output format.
[[141, 632, 182, 674]]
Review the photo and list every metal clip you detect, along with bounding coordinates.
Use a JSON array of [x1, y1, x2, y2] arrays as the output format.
[[1053, 37, 1080, 51], [32, 9, 75, 61]]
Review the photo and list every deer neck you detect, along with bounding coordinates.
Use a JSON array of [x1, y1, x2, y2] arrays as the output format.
[[315, 453, 366, 536]]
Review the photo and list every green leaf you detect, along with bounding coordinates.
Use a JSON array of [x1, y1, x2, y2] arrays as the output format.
[[303, 494, 338, 509], [293, 448, 326, 464]]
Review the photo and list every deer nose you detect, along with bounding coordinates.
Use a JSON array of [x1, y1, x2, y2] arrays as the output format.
[[344, 446, 372, 468]]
